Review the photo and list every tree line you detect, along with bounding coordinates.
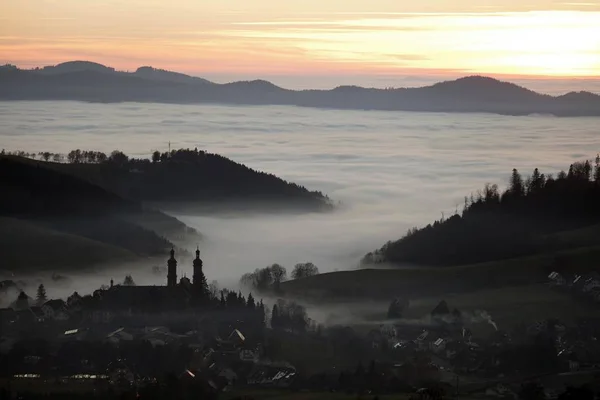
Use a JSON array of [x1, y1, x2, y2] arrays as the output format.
[[240, 262, 320, 293], [364, 155, 600, 267], [1, 147, 332, 209]]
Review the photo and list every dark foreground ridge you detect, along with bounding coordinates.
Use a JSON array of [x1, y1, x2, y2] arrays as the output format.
[[0, 155, 192, 272], [2, 61, 600, 116]]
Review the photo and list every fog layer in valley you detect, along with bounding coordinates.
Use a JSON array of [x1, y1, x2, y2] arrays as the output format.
[[1, 101, 599, 299]]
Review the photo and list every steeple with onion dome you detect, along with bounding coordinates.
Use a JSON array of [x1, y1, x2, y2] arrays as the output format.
[[167, 248, 177, 287]]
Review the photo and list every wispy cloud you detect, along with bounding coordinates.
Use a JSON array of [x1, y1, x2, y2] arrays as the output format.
[[2, 6, 599, 78]]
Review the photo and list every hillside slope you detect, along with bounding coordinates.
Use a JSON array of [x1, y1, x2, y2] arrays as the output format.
[[1, 63, 599, 116], [48, 148, 332, 212], [0, 217, 137, 273], [0, 156, 191, 271], [364, 158, 600, 268], [281, 245, 600, 301]]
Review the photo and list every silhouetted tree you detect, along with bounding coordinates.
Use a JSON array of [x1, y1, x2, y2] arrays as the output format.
[[123, 275, 135, 286], [226, 290, 238, 307], [152, 150, 161, 163], [509, 168, 525, 197], [258, 300, 266, 326], [36, 284, 47, 305], [67, 149, 83, 163], [195, 269, 209, 300], [271, 304, 280, 328], [15, 291, 29, 310], [291, 262, 319, 279], [270, 264, 287, 289], [108, 150, 129, 166], [241, 264, 287, 292], [247, 293, 256, 309], [67, 291, 82, 308], [387, 297, 408, 319], [208, 280, 219, 300]]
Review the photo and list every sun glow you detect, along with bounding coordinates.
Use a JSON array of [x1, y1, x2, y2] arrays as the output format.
[[1, 0, 599, 78]]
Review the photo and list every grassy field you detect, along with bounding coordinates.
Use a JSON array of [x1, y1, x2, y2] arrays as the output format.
[[280, 245, 600, 301], [280, 244, 600, 334], [400, 284, 597, 331], [300, 283, 599, 338]]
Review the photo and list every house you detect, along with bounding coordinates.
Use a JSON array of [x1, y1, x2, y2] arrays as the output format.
[[42, 299, 70, 321], [28, 306, 44, 322], [416, 330, 429, 350], [548, 272, 566, 286], [106, 327, 134, 345], [240, 349, 258, 363], [85, 309, 113, 324], [66, 292, 83, 311], [247, 362, 296, 387], [229, 329, 245, 346], [62, 328, 88, 341], [484, 383, 517, 398], [429, 338, 446, 353], [217, 329, 246, 353], [0, 308, 17, 329], [217, 368, 238, 388]]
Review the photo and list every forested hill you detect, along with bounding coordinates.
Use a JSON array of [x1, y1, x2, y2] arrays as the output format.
[[363, 156, 600, 267], [2, 62, 600, 116], [0, 156, 195, 272], [40, 148, 333, 212]]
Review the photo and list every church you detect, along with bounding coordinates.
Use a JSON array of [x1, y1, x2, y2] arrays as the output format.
[[99, 248, 209, 313]]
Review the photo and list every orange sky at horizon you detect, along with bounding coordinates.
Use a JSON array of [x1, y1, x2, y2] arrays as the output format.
[[1, 0, 600, 81]]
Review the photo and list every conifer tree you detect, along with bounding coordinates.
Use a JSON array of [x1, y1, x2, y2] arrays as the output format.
[[271, 304, 280, 328], [247, 293, 256, 309], [510, 168, 524, 196], [36, 284, 47, 305]]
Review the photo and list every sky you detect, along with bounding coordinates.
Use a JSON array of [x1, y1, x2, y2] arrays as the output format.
[[1, 0, 600, 89]]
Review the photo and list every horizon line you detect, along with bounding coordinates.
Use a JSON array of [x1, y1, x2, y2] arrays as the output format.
[[4, 59, 600, 95]]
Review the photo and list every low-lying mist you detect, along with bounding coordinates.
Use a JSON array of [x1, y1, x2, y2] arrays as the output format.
[[2, 101, 599, 303]]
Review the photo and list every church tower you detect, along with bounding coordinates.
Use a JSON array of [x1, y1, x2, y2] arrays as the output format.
[[193, 247, 204, 287], [167, 248, 177, 287]]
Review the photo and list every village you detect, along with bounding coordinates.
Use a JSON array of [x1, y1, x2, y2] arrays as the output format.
[[2, 254, 600, 399]]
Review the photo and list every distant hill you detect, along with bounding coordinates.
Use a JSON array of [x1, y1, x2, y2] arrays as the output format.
[[133, 66, 211, 85], [1, 62, 599, 116], [37, 61, 116, 74]]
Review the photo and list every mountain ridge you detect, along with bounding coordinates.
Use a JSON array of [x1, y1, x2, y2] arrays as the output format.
[[1, 62, 599, 116]]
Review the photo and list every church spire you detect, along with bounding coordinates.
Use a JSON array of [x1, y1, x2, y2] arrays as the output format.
[[167, 247, 177, 287]]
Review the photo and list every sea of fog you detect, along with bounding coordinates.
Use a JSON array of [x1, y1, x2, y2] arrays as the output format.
[[1, 101, 599, 298]]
